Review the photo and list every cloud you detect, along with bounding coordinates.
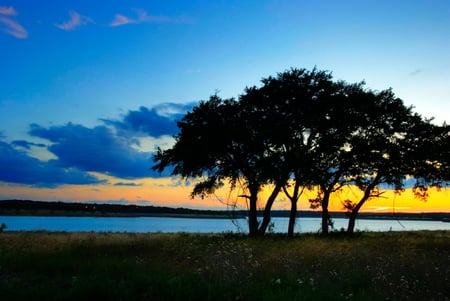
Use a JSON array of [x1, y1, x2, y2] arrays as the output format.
[[0, 6, 27, 39], [84, 198, 153, 206], [0, 139, 104, 187], [0, 6, 17, 15], [110, 9, 191, 27], [154, 102, 195, 117], [12, 140, 46, 150], [55, 10, 92, 31], [1, 103, 192, 186], [102, 103, 194, 137], [114, 182, 143, 187], [110, 14, 133, 27], [29, 122, 166, 179]]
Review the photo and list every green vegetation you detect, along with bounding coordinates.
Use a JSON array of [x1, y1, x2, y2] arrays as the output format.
[[0, 231, 448, 300]]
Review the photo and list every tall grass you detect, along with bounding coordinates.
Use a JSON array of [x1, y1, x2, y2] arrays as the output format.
[[0, 231, 449, 300]]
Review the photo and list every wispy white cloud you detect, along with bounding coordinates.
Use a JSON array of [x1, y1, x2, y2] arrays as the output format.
[[0, 6, 28, 38], [0, 6, 17, 15], [110, 9, 191, 27], [0, 16, 27, 38], [55, 10, 93, 31], [110, 14, 133, 27]]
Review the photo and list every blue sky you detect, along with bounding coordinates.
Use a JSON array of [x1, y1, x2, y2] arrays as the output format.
[[0, 0, 449, 207]]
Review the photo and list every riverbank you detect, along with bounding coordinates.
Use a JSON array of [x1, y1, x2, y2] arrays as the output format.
[[1, 199, 449, 221], [0, 231, 448, 300], [0, 199, 236, 218]]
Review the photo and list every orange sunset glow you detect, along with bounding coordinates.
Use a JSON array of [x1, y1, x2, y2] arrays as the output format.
[[1, 177, 448, 213]]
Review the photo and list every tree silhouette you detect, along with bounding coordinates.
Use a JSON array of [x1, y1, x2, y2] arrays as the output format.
[[239, 68, 339, 236], [152, 95, 283, 236], [337, 89, 426, 233], [152, 68, 448, 236], [409, 121, 450, 201]]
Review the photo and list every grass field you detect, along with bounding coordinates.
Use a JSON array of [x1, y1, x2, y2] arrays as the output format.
[[0, 231, 449, 300]]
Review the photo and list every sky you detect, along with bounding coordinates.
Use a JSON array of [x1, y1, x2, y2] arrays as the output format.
[[0, 0, 449, 212]]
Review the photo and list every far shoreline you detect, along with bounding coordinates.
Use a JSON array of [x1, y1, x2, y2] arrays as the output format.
[[1, 199, 449, 221]]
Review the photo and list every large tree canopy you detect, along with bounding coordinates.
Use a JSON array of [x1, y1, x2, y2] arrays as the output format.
[[152, 68, 448, 236], [152, 95, 283, 235]]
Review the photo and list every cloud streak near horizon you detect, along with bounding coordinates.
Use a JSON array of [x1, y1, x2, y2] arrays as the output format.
[[0, 103, 190, 187], [0, 140, 105, 187], [29, 123, 156, 180], [0, 6, 28, 38]]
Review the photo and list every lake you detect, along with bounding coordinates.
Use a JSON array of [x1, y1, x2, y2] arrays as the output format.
[[1, 216, 449, 233]]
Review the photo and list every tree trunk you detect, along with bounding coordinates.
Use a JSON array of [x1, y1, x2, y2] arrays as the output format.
[[346, 195, 370, 234], [321, 192, 330, 235], [347, 174, 381, 234], [284, 182, 302, 238], [258, 183, 283, 235], [347, 210, 357, 234], [287, 199, 297, 237], [248, 184, 259, 236], [321, 208, 329, 234]]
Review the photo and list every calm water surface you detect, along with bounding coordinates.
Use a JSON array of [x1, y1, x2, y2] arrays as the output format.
[[1, 216, 449, 233]]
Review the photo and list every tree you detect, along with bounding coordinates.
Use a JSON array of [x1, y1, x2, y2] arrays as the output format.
[[338, 89, 420, 233], [239, 68, 340, 236], [338, 89, 450, 234], [152, 95, 283, 236], [304, 81, 374, 234], [153, 68, 344, 236], [153, 67, 448, 237], [409, 121, 450, 201]]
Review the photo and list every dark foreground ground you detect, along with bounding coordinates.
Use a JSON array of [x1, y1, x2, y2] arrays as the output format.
[[0, 231, 449, 301]]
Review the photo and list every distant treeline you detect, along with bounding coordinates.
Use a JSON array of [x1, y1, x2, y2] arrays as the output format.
[[0, 200, 241, 218], [0, 200, 448, 221]]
